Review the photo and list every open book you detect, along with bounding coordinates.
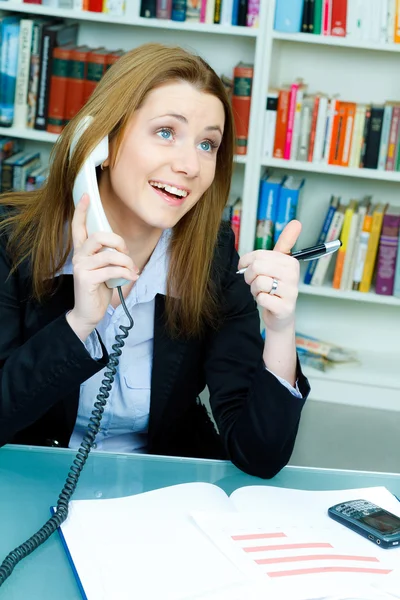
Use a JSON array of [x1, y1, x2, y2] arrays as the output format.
[[56, 483, 400, 600]]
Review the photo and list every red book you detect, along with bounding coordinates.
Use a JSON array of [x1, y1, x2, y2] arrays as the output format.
[[88, 0, 103, 11], [273, 89, 290, 159], [331, 0, 347, 37], [65, 46, 90, 123], [375, 207, 400, 295], [83, 48, 109, 104], [47, 44, 75, 134], [231, 63, 254, 156]]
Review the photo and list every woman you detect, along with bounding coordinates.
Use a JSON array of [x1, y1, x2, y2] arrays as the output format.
[[0, 43, 309, 478]]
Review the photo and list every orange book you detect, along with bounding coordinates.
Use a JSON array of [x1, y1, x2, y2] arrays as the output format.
[[65, 45, 90, 123], [328, 101, 346, 165], [231, 62, 254, 155], [83, 47, 108, 104], [47, 44, 75, 134], [395, 0, 400, 43], [339, 102, 356, 167], [273, 88, 290, 159], [332, 200, 357, 289]]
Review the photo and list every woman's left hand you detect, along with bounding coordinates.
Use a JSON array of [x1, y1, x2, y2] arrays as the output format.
[[237, 220, 302, 333]]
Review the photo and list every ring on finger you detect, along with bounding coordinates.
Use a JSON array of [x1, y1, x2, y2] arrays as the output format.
[[269, 277, 279, 296]]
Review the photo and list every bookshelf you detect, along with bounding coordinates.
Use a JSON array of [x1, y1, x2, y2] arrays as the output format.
[[0, 0, 399, 411], [272, 31, 400, 54], [0, 1, 258, 35]]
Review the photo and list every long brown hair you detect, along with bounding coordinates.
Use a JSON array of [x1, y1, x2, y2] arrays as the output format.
[[0, 43, 234, 337]]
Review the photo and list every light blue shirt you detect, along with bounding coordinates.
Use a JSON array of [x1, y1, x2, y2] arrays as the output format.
[[62, 229, 301, 454]]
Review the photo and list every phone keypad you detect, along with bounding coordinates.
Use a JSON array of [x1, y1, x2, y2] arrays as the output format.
[[334, 500, 378, 519]]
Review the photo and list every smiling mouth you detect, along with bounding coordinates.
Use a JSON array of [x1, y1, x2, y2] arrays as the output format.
[[149, 181, 189, 199]]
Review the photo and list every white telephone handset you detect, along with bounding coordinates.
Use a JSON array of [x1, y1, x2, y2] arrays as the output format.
[[70, 115, 129, 289]]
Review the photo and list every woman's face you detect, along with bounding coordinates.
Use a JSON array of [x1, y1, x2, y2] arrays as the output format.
[[101, 81, 225, 234]]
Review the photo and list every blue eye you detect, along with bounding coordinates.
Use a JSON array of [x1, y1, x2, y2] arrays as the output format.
[[199, 141, 212, 152], [157, 128, 173, 140]]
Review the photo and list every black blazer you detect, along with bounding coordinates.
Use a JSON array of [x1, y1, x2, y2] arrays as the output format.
[[0, 214, 310, 478]]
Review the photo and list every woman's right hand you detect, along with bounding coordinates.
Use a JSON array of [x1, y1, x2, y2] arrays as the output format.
[[66, 194, 139, 342]]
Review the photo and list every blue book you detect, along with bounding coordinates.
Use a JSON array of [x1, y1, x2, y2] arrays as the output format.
[[0, 17, 21, 126], [303, 195, 340, 285], [273, 175, 304, 245], [231, 0, 240, 25], [255, 173, 284, 250], [171, 0, 187, 21], [274, 0, 304, 33]]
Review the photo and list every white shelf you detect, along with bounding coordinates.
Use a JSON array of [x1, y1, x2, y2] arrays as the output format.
[[299, 284, 400, 307], [303, 350, 400, 411], [0, 1, 258, 36], [272, 31, 400, 53], [0, 126, 58, 143], [261, 157, 400, 182]]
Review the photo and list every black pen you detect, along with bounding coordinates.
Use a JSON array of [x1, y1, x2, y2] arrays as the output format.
[[236, 240, 342, 274]]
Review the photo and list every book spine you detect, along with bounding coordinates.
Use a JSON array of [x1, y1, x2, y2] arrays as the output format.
[[255, 177, 281, 250], [377, 104, 393, 171], [312, 95, 328, 162], [375, 213, 400, 295], [187, 0, 201, 21], [47, 45, 72, 133], [304, 197, 338, 285], [386, 106, 400, 171], [330, 0, 347, 36], [352, 211, 372, 290], [171, 0, 187, 21], [262, 92, 278, 159], [156, 0, 172, 18], [332, 202, 354, 289], [359, 207, 385, 293], [231, 64, 253, 156], [13, 19, 33, 128], [311, 206, 345, 286], [307, 95, 320, 161], [0, 22, 20, 127], [290, 86, 304, 160], [246, 0, 260, 27], [313, 0, 323, 34], [83, 52, 107, 104], [273, 89, 290, 159], [140, 0, 157, 17], [363, 106, 384, 170], [65, 49, 88, 122], [274, 179, 303, 244], [340, 102, 355, 167], [283, 82, 299, 160], [274, 0, 304, 33]]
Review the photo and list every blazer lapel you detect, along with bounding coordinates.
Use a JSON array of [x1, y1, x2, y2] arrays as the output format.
[[148, 294, 187, 443]]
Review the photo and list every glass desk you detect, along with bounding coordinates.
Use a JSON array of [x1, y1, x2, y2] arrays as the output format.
[[1, 444, 400, 599]]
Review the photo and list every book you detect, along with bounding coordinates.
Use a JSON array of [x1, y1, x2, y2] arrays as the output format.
[[375, 205, 400, 296], [274, 0, 304, 33], [262, 90, 278, 159], [55, 482, 400, 600], [255, 173, 283, 250], [13, 19, 34, 128], [231, 62, 254, 156], [273, 175, 304, 244], [304, 195, 339, 285], [359, 203, 387, 293], [310, 200, 345, 287], [0, 17, 20, 127]]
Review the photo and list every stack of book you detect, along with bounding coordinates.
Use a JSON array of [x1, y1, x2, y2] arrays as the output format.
[[274, 0, 400, 44], [0, 15, 125, 133], [254, 171, 304, 250], [263, 82, 400, 173], [304, 195, 400, 298], [0, 137, 47, 192], [139, 0, 260, 27], [296, 332, 358, 372]]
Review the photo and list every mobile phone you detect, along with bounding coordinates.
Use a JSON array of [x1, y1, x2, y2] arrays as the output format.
[[328, 499, 400, 549]]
